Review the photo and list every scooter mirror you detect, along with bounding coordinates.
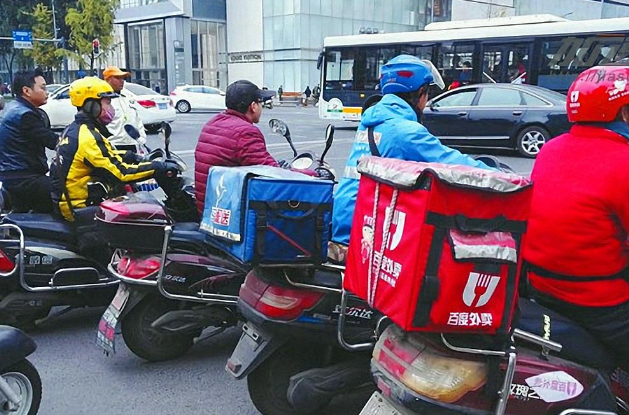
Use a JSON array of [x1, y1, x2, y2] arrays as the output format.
[[268, 119, 289, 137], [320, 124, 335, 162], [161, 122, 172, 159], [269, 119, 297, 158], [124, 124, 141, 140]]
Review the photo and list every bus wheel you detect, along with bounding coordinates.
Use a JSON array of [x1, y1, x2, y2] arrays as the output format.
[[517, 126, 548, 158]]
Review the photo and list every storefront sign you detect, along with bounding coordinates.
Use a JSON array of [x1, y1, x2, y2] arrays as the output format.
[[229, 52, 263, 63]]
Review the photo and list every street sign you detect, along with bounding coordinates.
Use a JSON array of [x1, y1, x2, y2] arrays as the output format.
[[12, 30, 33, 49]]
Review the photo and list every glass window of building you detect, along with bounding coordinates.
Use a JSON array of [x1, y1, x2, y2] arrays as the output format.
[[127, 21, 166, 91], [191, 20, 227, 87]]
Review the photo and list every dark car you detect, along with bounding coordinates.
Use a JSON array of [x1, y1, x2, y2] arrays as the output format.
[[424, 83, 571, 157]]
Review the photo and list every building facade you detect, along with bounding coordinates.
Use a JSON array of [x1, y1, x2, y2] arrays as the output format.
[[104, 0, 629, 95], [113, 0, 227, 92]]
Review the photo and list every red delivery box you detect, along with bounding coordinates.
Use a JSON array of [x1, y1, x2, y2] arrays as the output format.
[[344, 157, 532, 335]]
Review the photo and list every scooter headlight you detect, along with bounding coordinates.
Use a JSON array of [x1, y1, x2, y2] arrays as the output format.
[[374, 326, 488, 403]]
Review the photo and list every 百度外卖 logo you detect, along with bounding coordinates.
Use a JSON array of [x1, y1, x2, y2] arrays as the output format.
[[462, 272, 500, 307]]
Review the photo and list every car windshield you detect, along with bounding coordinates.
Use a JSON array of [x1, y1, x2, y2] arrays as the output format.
[[124, 82, 158, 96]]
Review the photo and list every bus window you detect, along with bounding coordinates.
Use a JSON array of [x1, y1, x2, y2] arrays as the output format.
[[325, 49, 358, 90], [482, 44, 531, 84], [539, 35, 627, 92], [438, 43, 474, 90]]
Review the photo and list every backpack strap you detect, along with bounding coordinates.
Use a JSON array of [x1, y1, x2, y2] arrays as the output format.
[[367, 127, 381, 157]]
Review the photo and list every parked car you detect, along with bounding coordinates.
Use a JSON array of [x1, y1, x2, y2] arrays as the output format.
[[170, 85, 226, 113], [424, 83, 570, 157], [46, 84, 64, 94], [123, 82, 176, 133], [41, 82, 176, 132]]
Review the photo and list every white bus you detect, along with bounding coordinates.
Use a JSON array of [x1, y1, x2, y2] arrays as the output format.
[[318, 14, 629, 121]]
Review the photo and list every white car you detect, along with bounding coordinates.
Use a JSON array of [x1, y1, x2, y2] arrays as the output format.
[[169, 85, 226, 113], [42, 82, 176, 132]]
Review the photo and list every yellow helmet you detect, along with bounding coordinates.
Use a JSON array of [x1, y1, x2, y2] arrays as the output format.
[[69, 76, 118, 108]]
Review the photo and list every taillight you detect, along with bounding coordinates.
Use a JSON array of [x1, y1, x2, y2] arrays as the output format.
[[117, 255, 160, 279], [374, 326, 488, 403], [136, 99, 156, 108], [239, 271, 324, 320], [0, 249, 14, 273], [169, 98, 174, 107]]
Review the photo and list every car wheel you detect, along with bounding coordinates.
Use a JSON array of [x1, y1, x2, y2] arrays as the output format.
[[175, 100, 191, 113], [516, 126, 549, 158]]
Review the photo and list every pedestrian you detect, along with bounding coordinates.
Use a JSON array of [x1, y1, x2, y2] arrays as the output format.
[[303, 85, 311, 107], [278, 85, 283, 102]]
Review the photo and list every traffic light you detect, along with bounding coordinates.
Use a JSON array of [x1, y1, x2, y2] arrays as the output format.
[[92, 38, 100, 55]]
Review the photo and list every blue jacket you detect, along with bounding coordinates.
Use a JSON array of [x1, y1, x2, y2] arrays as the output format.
[[331, 94, 491, 245], [0, 98, 58, 178]]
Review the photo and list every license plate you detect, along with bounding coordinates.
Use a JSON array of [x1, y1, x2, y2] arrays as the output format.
[[158, 103, 167, 109], [226, 323, 274, 378], [95, 285, 130, 355], [359, 392, 404, 415]]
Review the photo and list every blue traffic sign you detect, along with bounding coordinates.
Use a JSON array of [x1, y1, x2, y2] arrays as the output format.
[[12, 30, 32, 42], [12, 30, 33, 49]]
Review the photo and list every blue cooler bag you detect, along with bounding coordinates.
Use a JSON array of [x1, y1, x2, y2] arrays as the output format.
[[200, 165, 334, 264]]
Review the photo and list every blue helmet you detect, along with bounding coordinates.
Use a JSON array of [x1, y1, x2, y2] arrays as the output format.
[[380, 55, 444, 94]]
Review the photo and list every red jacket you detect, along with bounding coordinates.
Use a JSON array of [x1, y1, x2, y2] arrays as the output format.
[[194, 110, 278, 214], [523, 124, 629, 306]]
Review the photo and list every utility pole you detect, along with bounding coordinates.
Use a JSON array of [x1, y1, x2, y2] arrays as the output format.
[[601, 0, 605, 19]]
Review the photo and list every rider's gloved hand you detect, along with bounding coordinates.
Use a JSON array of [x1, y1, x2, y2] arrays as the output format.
[[154, 160, 182, 178], [122, 150, 143, 164], [278, 159, 291, 169]]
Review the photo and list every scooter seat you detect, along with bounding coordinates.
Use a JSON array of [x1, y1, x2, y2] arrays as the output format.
[[516, 299, 616, 370], [3, 213, 75, 244], [171, 222, 208, 245]]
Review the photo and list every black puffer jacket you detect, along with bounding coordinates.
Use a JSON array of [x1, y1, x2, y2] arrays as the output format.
[[0, 97, 59, 178]]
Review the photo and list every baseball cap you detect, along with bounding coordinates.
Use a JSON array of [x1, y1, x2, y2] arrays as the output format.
[[226, 80, 275, 111], [103, 66, 130, 79]]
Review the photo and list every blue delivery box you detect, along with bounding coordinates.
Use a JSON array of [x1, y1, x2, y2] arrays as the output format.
[[200, 165, 334, 264]]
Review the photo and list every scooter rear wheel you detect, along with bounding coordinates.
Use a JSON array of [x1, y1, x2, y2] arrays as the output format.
[[0, 359, 42, 415], [247, 343, 325, 415], [121, 296, 195, 362]]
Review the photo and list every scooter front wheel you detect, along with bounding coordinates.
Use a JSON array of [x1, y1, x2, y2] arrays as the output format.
[[0, 359, 42, 415], [247, 343, 325, 415], [121, 296, 195, 362]]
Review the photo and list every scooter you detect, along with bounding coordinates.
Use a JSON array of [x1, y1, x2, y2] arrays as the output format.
[[0, 124, 188, 330], [0, 325, 41, 414], [358, 297, 629, 415], [225, 120, 379, 415], [96, 119, 337, 362]]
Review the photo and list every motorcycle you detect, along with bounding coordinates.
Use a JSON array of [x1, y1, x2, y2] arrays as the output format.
[[0, 325, 42, 414], [95, 118, 336, 362], [0, 123, 188, 330], [359, 297, 629, 415], [225, 120, 378, 415]]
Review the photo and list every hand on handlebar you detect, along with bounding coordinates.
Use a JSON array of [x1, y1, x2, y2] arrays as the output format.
[[155, 160, 182, 178]]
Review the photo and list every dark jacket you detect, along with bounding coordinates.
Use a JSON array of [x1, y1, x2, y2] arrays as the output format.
[[524, 124, 629, 307], [194, 109, 278, 215], [0, 97, 58, 178]]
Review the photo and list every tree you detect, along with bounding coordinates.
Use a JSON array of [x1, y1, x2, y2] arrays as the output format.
[[24, 4, 64, 80], [0, 1, 38, 84], [65, 0, 119, 72]]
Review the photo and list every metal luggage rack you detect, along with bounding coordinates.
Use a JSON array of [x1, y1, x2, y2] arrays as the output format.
[[0, 223, 119, 292], [156, 225, 238, 305], [108, 249, 157, 287]]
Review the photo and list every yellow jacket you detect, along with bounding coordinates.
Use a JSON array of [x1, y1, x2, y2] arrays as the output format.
[[51, 113, 158, 221]]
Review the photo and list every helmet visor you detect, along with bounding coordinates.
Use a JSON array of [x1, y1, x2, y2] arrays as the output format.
[[98, 91, 119, 99], [421, 60, 445, 90]]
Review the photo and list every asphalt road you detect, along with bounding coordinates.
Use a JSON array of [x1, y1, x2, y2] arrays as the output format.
[[28, 105, 535, 415]]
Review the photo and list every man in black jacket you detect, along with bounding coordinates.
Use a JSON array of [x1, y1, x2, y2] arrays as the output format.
[[0, 68, 59, 212]]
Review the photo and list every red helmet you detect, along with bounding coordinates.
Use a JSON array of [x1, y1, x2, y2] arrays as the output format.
[[567, 64, 629, 123]]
